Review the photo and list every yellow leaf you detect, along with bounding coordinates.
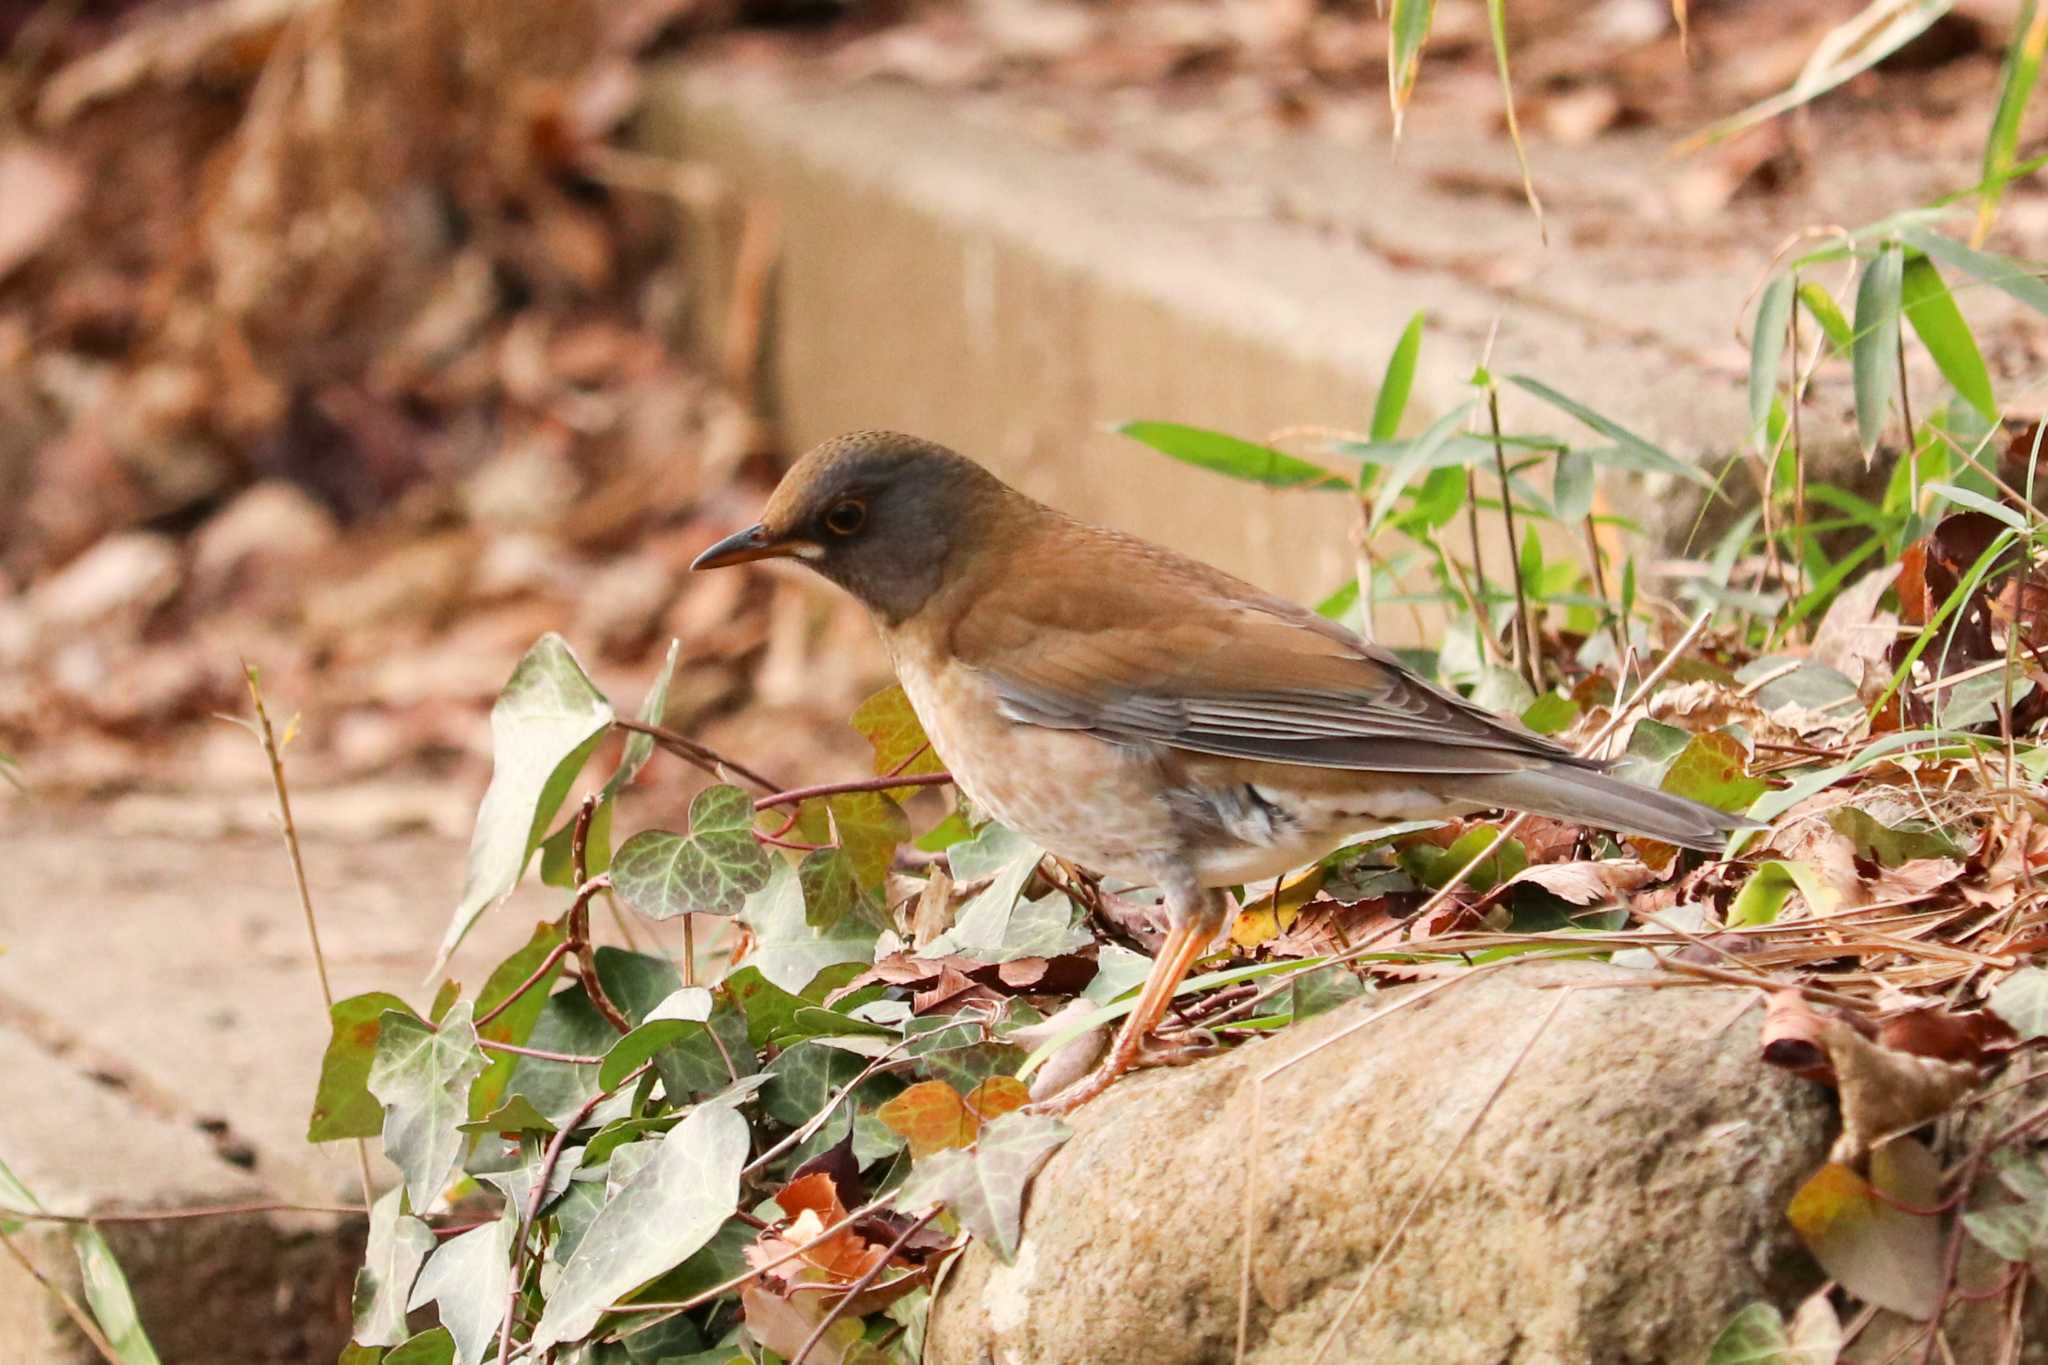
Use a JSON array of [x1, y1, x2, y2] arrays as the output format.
[[1231, 867, 1326, 948]]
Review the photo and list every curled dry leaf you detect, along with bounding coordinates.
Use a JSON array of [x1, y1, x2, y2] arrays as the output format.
[[1504, 859, 1658, 905], [1759, 991, 1977, 1162]]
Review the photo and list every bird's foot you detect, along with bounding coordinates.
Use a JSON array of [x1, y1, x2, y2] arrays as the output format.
[[1133, 1027, 1222, 1068]]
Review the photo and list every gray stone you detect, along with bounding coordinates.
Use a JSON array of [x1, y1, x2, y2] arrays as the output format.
[[926, 961, 1833, 1364]]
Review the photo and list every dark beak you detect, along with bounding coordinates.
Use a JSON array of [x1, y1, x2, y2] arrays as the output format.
[[691, 524, 799, 570]]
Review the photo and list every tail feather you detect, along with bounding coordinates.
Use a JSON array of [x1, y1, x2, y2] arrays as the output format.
[[1468, 764, 1764, 852]]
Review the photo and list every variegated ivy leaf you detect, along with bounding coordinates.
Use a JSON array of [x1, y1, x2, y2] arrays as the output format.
[[612, 785, 771, 920]]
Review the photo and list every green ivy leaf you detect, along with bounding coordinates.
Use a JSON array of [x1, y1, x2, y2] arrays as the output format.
[[613, 785, 771, 920], [1826, 808, 1962, 866], [456, 1094, 556, 1136], [384, 1328, 456, 1365], [469, 922, 567, 1121], [500, 986, 613, 1125], [1520, 692, 1579, 735], [737, 861, 878, 995], [353, 1187, 435, 1348], [434, 634, 613, 971], [309, 992, 419, 1142], [531, 1105, 750, 1351], [850, 684, 947, 800], [407, 1216, 514, 1365], [1399, 826, 1527, 893], [896, 1111, 1071, 1263], [797, 846, 869, 930], [368, 1002, 488, 1211], [1729, 860, 1839, 927], [1659, 731, 1768, 814], [539, 638, 682, 887]]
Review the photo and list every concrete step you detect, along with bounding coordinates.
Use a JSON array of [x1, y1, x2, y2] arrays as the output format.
[[0, 807, 566, 1363], [639, 61, 2026, 626]]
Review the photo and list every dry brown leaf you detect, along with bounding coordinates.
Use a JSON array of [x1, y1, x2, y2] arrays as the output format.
[[1504, 859, 1658, 905], [1763, 990, 1975, 1157]]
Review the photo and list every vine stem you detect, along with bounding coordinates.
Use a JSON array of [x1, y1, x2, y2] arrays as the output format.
[[569, 797, 631, 1035], [753, 772, 952, 811]]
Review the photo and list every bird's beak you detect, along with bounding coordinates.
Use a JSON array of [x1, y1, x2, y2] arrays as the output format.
[[691, 524, 809, 570]]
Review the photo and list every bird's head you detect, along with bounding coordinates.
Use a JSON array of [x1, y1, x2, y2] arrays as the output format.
[[691, 430, 1015, 623]]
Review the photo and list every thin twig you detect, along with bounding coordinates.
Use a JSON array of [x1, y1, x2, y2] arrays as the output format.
[[753, 772, 953, 811], [475, 942, 573, 1030], [7, 1200, 365, 1225], [790, 1209, 940, 1365], [243, 665, 376, 1215], [0, 1226, 122, 1365], [611, 719, 784, 793]]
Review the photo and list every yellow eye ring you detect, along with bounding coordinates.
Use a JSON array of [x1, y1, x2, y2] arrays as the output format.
[[824, 499, 866, 535]]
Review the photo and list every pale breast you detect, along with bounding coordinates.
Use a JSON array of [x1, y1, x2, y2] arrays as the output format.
[[884, 629, 1177, 881]]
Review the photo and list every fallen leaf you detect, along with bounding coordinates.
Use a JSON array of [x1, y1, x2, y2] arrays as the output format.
[[1504, 859, 1658, 905], [1786, 1137, 1943, 1320], [895, 1111, 1070, 1263], [876, 1080, 980, 1158]]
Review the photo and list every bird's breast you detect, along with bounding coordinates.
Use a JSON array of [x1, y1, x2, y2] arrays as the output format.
[[882, 628, 1177, 881]]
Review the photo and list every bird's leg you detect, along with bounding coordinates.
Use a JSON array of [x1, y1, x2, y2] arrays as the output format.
[[1033, 882, 1227, 1114]]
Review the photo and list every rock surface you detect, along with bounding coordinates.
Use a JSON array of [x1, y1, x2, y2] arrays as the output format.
[[926, 961, 1835, 1364]]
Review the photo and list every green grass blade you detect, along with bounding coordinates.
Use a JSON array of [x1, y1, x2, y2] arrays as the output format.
[[1505, 375, 1717, 491], [1898, 225, 2048, 316], [1749, 275, 1794, 446], [1797, 281, 1854, 351], [1900, 253, 1997, 422], [1368, 401, 1475, 532], [1371, 312, 1426, 442], [1113, 421, 1348, 490], [1852, 243, 1904, 457], [1387, 0, 1438, 137], [1976, 0, 2047, 244]]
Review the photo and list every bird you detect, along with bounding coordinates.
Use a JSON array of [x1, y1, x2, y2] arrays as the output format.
[[692, 430, 1759, 1112]]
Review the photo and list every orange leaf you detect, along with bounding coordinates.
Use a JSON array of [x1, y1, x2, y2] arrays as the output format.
[[877, 1079, 979, 1157], [964, 1076, 1029, 1124]]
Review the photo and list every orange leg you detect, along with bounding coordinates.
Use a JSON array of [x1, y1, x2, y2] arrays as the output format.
[[1035, 912, 1215, 1115]]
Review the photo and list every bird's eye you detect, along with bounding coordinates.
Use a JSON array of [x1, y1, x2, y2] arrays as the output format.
[[823, 499, 867, 536]]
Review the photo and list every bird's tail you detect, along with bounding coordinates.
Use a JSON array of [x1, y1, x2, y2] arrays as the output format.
[[1465, 763, 1765, 852]]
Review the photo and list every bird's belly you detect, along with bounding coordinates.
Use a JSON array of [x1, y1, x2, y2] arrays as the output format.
[[890, 648, 1173, 881]]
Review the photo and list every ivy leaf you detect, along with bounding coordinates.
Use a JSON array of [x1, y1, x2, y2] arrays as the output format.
[[1989, 968, 2048, 1040], [1399, 826, 1527, 893], [790, 792, 910, 890], [739, 861, 878, 995], [877, 1080, 981, 1158], [1786, 1137, 1941, 1319], [309, 992, 419, 1142], [798, 847, 870, 930], [531, 1104, 750, 1350], [407, 1216, 515, 1365], [470, 922, 567, 1121], [501, 985, 614, 1125], [353, 1187, 435, 1348], [1729, 860, 1840, 927], [456, 1094, 556, 1136], [434, 634, 613, 972], [1826, 808, 1961, 866], [849, 684, 947, 800], [1659, 731, 1768, 813], [896, 1111, 1071, 1264], [613, 785, 772, 920], [600, 986, 714, 1090], [384, 1328, 456, 1365], [919, 825, 1046, 961], [369, 1001, 488, 1211]]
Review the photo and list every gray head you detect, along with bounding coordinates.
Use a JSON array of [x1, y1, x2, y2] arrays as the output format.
[[690, 430, 1018, 624]]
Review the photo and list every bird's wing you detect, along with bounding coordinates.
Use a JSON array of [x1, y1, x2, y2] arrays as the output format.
[[944, 522, 1591, 776]]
